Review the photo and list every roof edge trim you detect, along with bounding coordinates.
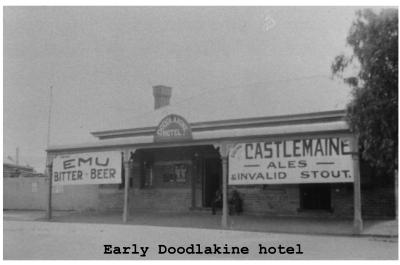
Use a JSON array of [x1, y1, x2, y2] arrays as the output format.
[[91, 110, 347, 140]]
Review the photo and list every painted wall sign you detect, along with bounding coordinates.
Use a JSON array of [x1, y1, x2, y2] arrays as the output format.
[[52, 151, 121, 186], [229, 136, 354, 185], [154, 114, 192, 142]]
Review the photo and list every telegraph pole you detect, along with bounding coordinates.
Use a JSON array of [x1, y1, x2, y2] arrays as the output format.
[[46, 85, 53, 220], [47, 86, 53, 147]]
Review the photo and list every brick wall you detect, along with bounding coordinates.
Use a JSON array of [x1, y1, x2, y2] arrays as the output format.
[[52, 185, 99, 211], [129, 188, 191, 212], [230, 185, 299, 215], [227, 183, 394, 219], [330, 184, 353, 217], [97, 189, 124, 211], [230, 184, 356, 218]]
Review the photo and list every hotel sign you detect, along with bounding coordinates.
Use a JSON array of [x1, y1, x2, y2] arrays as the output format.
[[52, 151, 122, 186], [229, 137, 354, 185], [154, 114, 192, 142]]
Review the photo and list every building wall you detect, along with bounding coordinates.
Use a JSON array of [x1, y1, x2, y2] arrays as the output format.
[[4, 171, 395, 219], [3, 163, 41, 178], [51, 185, 99, 211], [7, 144, 395, 220], [129, 188, 191, 212], [330, 184, 354, 217], [123, 144, 363, 218], [229, 185, 297, 215], [230, 183, 355, 217]]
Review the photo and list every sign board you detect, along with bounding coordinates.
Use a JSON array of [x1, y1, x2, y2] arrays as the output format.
[[52, 151, 122, 186], [229, 137, 354, 185], [154, 114, 192, 142]]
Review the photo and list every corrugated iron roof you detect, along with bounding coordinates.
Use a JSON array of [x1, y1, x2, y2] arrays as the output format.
[[48, 120, 349, 152]]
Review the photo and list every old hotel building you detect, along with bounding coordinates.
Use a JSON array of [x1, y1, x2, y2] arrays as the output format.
[[46, 77, 396, 232]]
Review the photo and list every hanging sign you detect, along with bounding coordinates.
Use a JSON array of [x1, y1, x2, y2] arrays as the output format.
[[229, 136, 354, 185], [154, 114, 192, 142], [52, 151, 121, 186]]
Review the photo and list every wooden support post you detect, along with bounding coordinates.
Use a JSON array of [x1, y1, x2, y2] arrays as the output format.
[[352, 136, 363, 234], [221, 155, 228, 228], [191, 158, 197, 209], [122, 150, 135, 223], [214, 143, 232, 229], [122, 160, 130, 223], [395, 170, 398, 220], [46, 163, 53, 220]]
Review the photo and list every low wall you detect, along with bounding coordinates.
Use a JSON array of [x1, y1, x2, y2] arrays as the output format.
[[3, 176, 121, 212]]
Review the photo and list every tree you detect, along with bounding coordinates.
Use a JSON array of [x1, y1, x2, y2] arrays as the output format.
[[332, 9, 398, 178]]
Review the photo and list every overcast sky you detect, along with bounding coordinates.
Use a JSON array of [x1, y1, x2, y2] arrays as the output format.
[[4, 6, 363, 172]]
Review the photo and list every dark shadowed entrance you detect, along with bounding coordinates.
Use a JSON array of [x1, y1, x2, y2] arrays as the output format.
[[203, 158, 222, 207], [300, 184, 332, 211]]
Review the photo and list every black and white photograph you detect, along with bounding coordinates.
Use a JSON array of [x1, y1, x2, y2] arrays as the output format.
[[2, 3, 398, 260]]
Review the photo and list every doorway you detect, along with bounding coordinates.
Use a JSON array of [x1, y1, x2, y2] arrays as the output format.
[[203, 158, 222, 207], [300, 184, 332, 211]]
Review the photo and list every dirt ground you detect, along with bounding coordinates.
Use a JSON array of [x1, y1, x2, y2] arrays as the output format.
[[7, 209, 396, 237], [3, 218, 398, 260]]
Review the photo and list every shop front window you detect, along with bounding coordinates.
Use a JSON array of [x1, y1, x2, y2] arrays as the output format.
[[140, 161, 153, 188], [144, 166, 153, 187]]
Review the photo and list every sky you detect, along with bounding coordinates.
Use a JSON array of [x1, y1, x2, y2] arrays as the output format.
[[4, 6, 363, 172]]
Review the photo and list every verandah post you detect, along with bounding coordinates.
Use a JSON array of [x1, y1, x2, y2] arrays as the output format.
[[122, 149, 135, 223], [191, 153, 198, 209], [47, 162, 53, 220], [214, 142, 232, 228], [395, 170, 398, 220], [221, 154, 228, 228]]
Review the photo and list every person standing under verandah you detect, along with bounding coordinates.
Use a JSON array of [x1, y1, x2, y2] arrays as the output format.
[[211, 189, 222, 215]]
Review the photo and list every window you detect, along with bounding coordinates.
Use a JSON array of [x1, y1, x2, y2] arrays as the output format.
[[144, 164, 153, 188], [140, 161, 153, 188]]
